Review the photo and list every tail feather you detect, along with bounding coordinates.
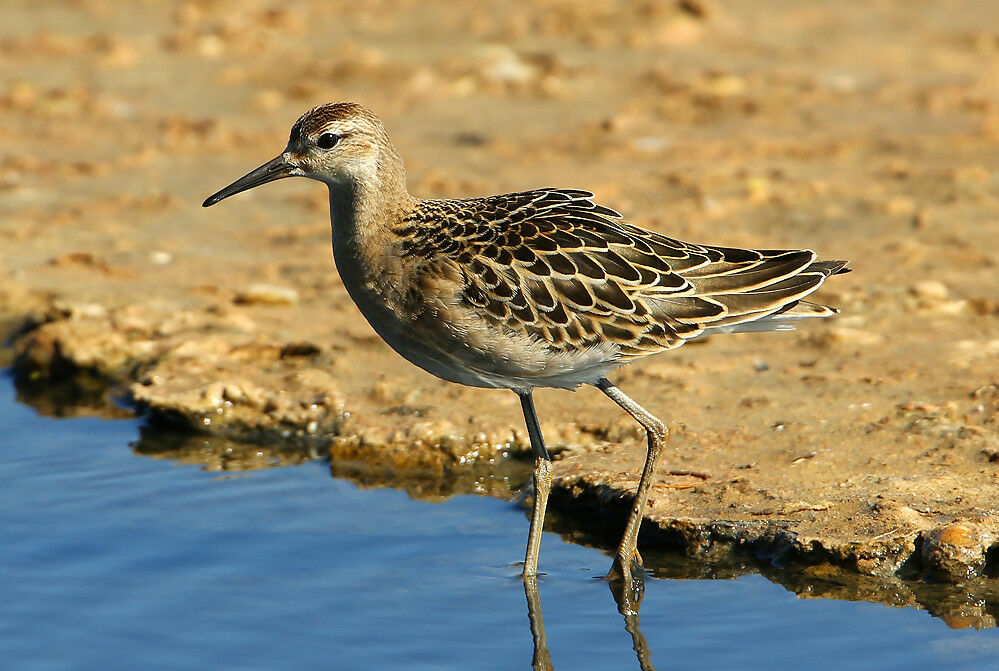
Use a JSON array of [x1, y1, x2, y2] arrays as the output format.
[[809, 259, 851, 276], [683, 257, 850, 340], [696, 300, 837, 338]]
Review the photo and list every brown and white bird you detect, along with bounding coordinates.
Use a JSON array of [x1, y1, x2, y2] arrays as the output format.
[[203, 102, 849, 582]]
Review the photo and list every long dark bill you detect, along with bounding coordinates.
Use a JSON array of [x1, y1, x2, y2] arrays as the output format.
[[202, 155, 293, 207]]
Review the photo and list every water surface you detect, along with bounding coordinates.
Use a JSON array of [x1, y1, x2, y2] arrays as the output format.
[[1, 372, 996, 670]]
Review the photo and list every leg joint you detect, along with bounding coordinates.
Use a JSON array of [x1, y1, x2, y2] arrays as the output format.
[[646, 417, 668, 443], [534, 456, 552, 480]]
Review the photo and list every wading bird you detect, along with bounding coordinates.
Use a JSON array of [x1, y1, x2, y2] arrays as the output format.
[[204, 102, 848, 584]]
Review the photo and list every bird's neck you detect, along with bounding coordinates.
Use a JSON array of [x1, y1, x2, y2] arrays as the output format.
[[327, 153, 413, 297], [329, 147, 410, 237]]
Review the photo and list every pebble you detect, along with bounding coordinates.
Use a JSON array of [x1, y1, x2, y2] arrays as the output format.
[[478, 45, 536, 84], [236, 284, 299, 306], [910, 279, 949, 301], [921, 522, 993, 582], [149, 250, 173, 266]]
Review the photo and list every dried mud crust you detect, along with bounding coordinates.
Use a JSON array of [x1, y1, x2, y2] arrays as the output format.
[[2, 0, 999, 609]]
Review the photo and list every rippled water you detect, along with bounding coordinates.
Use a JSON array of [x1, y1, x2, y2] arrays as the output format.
[[1, 371, 997, 670]]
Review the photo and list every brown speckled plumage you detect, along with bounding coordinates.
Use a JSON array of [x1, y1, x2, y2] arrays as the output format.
[[393, 188, 848, 363], [203, 101, 850, 585]]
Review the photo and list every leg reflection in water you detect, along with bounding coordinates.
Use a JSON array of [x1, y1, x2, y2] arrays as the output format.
[[523, 576, 554, 671], [610, 577, 656, 671], [522, 575, 657, 671]]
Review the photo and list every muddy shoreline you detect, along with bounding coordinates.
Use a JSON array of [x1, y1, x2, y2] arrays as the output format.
[[2, 0, 998, 626]]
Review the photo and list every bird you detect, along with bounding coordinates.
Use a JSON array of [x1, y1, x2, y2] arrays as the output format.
[[203, 101, 849, 582]]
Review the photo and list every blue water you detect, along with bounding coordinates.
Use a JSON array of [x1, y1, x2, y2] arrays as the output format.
[[1, 371, 997, 670]]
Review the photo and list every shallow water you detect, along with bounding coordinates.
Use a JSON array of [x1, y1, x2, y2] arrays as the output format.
[[1, 372, 997, 671]]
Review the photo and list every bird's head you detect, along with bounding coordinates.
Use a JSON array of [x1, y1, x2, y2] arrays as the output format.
[[203, 102, 399, 208]]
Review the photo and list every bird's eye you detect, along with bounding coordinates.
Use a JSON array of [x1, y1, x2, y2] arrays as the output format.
[[317, 133, 341, 149]]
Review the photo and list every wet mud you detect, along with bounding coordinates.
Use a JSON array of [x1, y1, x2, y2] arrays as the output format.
[[2, 0, 998, 623]]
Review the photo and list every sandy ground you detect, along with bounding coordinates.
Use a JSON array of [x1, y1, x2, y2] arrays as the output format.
[[2, 1, 999, 624]]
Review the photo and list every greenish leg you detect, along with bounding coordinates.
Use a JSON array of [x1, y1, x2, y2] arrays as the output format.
[[518, 390, 552, 577], [595, 377, 669, 585]]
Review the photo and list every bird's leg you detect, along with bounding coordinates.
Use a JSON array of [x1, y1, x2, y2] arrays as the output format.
[[518, 390, 552, 577], [596, 378, 668, 585]]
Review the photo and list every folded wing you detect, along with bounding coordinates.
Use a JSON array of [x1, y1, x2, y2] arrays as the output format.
[[400, 188, 849, 360]]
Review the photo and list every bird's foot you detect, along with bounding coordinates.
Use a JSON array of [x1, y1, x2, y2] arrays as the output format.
[[606, 548, 643, 580], [606, 551, 645, 615]]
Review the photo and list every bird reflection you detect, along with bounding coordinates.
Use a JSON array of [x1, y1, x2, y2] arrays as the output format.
[[523, 574, 656, 671]]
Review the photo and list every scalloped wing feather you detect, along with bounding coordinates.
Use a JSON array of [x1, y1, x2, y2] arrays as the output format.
[[398, 189, 848, 368]]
